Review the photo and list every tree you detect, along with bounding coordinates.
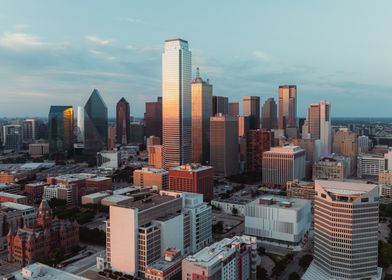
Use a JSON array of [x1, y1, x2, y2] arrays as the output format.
[[212, 221, 224, 234], [231, 207, 239, 215], [299, 254, 313, 270], [257, 246, 266, 256], [256, 266, 269, 279], [288, 272, 300, 280]]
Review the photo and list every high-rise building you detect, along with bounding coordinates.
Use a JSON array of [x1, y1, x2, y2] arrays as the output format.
[[191, 68, 212, 165], [358, 135, 370, 154], [278, 85, 297, 130], [332, 129, 358, 157], [97, 150, 120, 170], [133, 167, 168, 190], [262, 146, 306, 187], [130, 122, 145, 144], [243, 96, 260, 129], [2, 125, 22, 151], [84, 89, 108, 155], [210, 115, 239, 177], [246, 130, 273, 172], [48, 106, 74, 158], [261, 97, 277, 130], [212, 96, 229, 116], [303, 101, 331, 157], [146, 135, 160, 149], [22, 119, 37, 143], [148, 145, 163, 169], [169, 164, 213, 201], [116, 97, 131, 145], [107, 125, 116, 150], [76, 106, 84, 143], [303, 180, 381, 280], [228, 102, 239, 117], [144, 97, 162, 139], [162, 39, 192, 169]]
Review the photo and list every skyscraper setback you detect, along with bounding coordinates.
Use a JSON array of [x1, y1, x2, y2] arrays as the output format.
[[162, 39, 192, 169], [278, 85, 297, 129], [243, 96, 260, 129], [116, 97, 130, 145], [191, 68, 212, 164]]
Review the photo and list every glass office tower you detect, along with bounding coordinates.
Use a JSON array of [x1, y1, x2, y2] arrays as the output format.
[[48, 105, 74, 158]]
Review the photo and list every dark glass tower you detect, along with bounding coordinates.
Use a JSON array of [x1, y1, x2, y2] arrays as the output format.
[[116, 97, 130, 145], [48, 106, 74, 158], [84, 89, 108, 155]]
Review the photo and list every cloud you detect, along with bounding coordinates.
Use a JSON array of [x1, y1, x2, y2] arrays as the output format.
[[0, 32, 45, 49], [253, 50, 271, 62], [85, 35, 113, 45], [14, 24, 30, 30]]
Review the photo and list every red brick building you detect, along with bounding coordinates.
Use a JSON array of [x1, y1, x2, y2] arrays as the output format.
[[24, 182, 47, 203], [169, 164, 213, 201], [246, 129, 274, 172], [7, 200, 79, 266]]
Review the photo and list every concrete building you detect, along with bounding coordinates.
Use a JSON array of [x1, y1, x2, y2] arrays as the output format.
[[333, 129, 358, 157], [28, 143, 49, 157], [97, 150, 120, 170], [169, 164, 213, 201], [379, 170, 392, 185], [211, 197, 251, 216], [1, 202, 36, 228], [148, 145, 163, 169], [278, 85, 297, 130], [134, 167, 169, 190], [303, 180, 381, 280], [81, 191, 111, 205], [244, 196, 311, 245], [182, 235, 257, 280], [246, 130, 273, 172], [147, 135, 161, 148], [116, 97, 131, 145], [262, 146, 306, 187], [0, 183, 21, 194], [101, 194, 134, 206], [43, 184, 78, 206], [243, 96, 260, 129], [313, 156, 351, 180], [0, 192, 27, 204], [357, 153, 386, 179], [286, 180, 315, 201], [210, 115, 239, 177], [358, 135, 370, 154], [191, 68, 212, 165], [3, 124, 22, 151], [145, 248, 182, 280]]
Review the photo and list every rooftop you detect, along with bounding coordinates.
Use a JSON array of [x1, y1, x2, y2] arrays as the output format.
[[170, 163, 213, 172], [248, 195, 310, 210], [0, 192, 26, 199], [102, 194, 132, 203], [137, 167, 168, 174], [316, 179, 377, 195], [120, 193, 179, 212], [82, 192, 111, 199], [11, 262, 87, 280], [266, 146, 304, 154], [1, 202, 35, 211]]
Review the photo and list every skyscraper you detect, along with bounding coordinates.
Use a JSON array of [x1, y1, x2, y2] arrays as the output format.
[[162, 39, 192, 169], [243, 96, 260, 129], [191, 68, 212, 164], [84, 89, 108, 155], [48, 106, 74, 158], [278, 85, 297, 129], [228, 102, 239, 117], [116, 97, 130, 145], [144, 97, 162, 139], [246, 129, 273, 172], [303, 180, 381, 280], [261, 97, 277, 130], [76, 106, 84, 143], [2, 125, 22, 151], [212, 96, 229, 116], [22, 119, 37, 143]]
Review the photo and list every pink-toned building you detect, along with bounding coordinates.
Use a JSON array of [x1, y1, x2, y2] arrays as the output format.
[[145, 248, 182, 280]]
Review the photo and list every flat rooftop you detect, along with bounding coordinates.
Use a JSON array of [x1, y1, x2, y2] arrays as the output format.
[[137, 167, 168, 174], [11, 262, 88, 280], [248, 195, 310, 210], [102, 194, 132, 203], [122, 193, 178, 211], [86, 176, 111, 181], [147, 255, 182, 272], [170, 164, 212, 172], [1, 202, 34, 211], [82, 192, 111, 199], [0, 192, 26, 199], [316, 179, 377, 195], [266, 146, 304, 154]]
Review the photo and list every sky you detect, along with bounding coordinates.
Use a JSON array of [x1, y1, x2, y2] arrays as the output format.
[[0, 0, 391, 118]]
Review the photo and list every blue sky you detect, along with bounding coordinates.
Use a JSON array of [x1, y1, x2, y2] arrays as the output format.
[[0, 0, 391, 117]]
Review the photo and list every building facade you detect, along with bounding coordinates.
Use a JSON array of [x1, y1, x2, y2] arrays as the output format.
[[144, 97, 162, 139], [261, 97, 277, 130], [116, 97, 131, 145], [134, 167, 169, 190], [278, 85, 297, 130], [243, 96, 260, 129], [246, 130, 273, 172], [48, 106, 74, 158]]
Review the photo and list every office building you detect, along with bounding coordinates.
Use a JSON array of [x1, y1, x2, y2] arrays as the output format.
[[261, 97, 277, 130], [291, 138, 321, 163], [130, 122, 145, 144], [144, 97, 162, 139], [169, 164, 213, 201], [357, 153, 386, 179], [162, 39, 192, 169], [145, 248, 182, 280], [333, 129, 358, 156], [379, 170, 392, 185], [24, 182, 47, 203], [134, 167, 169, 190], [116, 97, 131, 145], [107, 125, 116, 150], [243, 96, 260, 129], [22, 119, 37, 143], [286, 180, 316, 201], [0, 192, 27, 204], [278, 85, 297, 130], [262, 146, 306, 187], [43, 184, 78, 207], [191, 68, 212, 165], [148, 145, 163, 168], [358, 135, 370, 154], [212, 96, 229, 116], [147, 135, 160, 148], [244, 196, 311, 245], [3, 125, 22, 151], [76, 106, 84, 143], [29, 143, 49, 157], [313, 156, 351, 180], [97, 150, 120, 170], [210, 115, 239, 177], [182, 235, 257, 280], [84, 89, 108, 155], [246, 130, 273, 172], [303, 180, 381, 280], [48, 106, 74, 158], [229, 102, 239, 117]]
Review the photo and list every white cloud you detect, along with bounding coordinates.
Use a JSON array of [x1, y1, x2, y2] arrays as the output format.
[[253, 50, 271, 62], [125, 17, 144, 24], [0, 32, 45, 49], [85, 35, 113, 45], [14, 24, 30, 30]]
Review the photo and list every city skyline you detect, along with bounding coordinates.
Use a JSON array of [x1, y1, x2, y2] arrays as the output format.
[[0, 1, 391, 118]]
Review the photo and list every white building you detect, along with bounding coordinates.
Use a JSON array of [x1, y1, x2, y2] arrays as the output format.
[[357, 153, 386, 179], [244, 196, 311, 246], [358, 135, 370, 154], [77, 106, 84, 143], [0, 202, 36, 228], [43, 184, 78, 206], [182, 235, 257, 280], [11, 262, 87, 280], [97, 150, 120, 170]]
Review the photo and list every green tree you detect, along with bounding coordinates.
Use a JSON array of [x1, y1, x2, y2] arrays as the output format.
[[231, 207, 239, 215], [288, 272, 300, 280], [299, 254, 313, 270], [256, 266, 269, 279]]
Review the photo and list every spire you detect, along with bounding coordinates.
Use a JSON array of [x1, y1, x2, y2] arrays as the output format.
[[196, 67, 200, 79], [38, 199, 51, 211]]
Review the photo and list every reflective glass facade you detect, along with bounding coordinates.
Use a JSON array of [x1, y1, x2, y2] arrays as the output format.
[[48, 105, 74, 158]]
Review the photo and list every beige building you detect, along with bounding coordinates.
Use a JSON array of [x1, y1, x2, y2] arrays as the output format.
[[81, 192, 111, 205], [312, 156, 351, 181], [133, 167, 168, 190], [278, 85, 297, 130], [243, 96, 260, 129], [303, 180, 381, 280], [379, 170, 392, 185], [333, 129, 358, 156], [286, 180, 315, 201], [148, 145, 163, 169], [210, 114, 239, 177]]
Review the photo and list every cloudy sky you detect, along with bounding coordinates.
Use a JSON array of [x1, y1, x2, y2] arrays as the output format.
[[0, 0, 391, 118]]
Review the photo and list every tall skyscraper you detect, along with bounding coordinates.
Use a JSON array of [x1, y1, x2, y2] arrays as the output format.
[[303, 180, 381, 280], [76, 106, 84, 143], [212, 96, 229, 116], [2, 125, 22, 151], [210, 115, 239, 177], [191, 68, 212, 164], [116, 97, 130, 145], [162, 38, 192, 169], [246, 129, 273, 172], [48, 106, 74, 158], [261, 97, 277, 130], [228, 102, 239, 117], [303, 101, 331, 156], [278, 85, 297, 129], [243, 96, 260, 129], [22, 119, 37, 143], [144, 97, 162, 139], [84, 89, 108, 155]]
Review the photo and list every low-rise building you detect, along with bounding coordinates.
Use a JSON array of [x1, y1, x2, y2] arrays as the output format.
[[244, 196, 311, 246], [211, 197, 252, 216], [28, 143, 49, 157], [134, 167, 168, 190], [286, 180, 315, 201], [81, 192, 111, 205], [101, 194, 134, 206], [0, 183, 21, 194], [0, 192, 27, 204], [312, 156, 351, 180], [24, 182, 47, 203], [1, 202, 36, 228], [43, 184, 78, 206], [145, 248, 182, 280], [97, 150, 120, 170]]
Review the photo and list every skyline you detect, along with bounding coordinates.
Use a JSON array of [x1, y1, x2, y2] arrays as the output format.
[[1, 0, 392, 118]]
